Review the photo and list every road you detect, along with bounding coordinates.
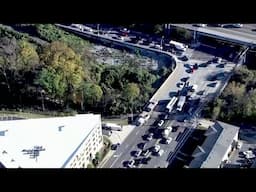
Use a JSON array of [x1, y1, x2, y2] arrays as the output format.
[[56, 24, 238, 168], [170, 24, 256, 46]]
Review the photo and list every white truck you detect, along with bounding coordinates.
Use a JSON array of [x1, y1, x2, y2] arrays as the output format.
[[145, 99, 158, 112], [177, 96, 186, 112], [169, 40, 188, 52], [136, 111, 150, 126], [162, 126, 172, 138], [102, 123, 122, 131], [165, 96, 178, 114]]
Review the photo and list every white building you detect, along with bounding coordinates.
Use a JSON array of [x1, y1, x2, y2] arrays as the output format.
[[190, 121, 240, 168], [0, 114, 103, 168]]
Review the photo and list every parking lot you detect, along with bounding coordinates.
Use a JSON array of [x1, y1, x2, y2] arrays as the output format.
[[225, 127, 256, 168]]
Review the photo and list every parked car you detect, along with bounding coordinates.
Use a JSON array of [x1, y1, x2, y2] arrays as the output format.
[[127, 160, 135, 168], [141, 149, 150, 157], [193, 63, 198, 70], [152, 144, 161, 153], [146, 133, 154, 141], [111, 143, 120, 150], [164, 137, 172, 144], [157, 120, 164, 127], [134, 149, 142, 157], [157, 149, 164, 156]]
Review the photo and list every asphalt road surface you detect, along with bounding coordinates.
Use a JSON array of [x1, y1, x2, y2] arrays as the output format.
[[57, 24, 238, 168]]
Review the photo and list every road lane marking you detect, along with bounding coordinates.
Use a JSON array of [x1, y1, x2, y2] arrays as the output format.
[[135, 130, 140, 135], [113, 152, 123, 158], [110, 157, 120, 168]]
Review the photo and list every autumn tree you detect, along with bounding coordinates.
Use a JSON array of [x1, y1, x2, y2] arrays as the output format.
[[37, 41, 85, 107]]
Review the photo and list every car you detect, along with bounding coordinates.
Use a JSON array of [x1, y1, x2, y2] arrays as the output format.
[[152, 144, 161, 153], [134, 158, 143, 166], [177, 82, 184, 88], [181, 76, 190, 82], [146, 133, 154, 141], [190, 84, 198, 92], [153, 44, 163, 50], [138, 142, 146, 150], [111, 143, 120, 150], [141, 149, 150, 157], [231, 23, 243, 28], [162, 137, 172, 144], [157, 120, 164, 127], [127, 160, 135, 168], [142, 157, 151, 164], [194, 24, 207, 27], [193, 63, 198, 70], [134, 149, 142, 157], [114, 36, 124, 41], [179, 55, 189, 61], [144, 114, 150, 121], [157, 149, 164, 156]]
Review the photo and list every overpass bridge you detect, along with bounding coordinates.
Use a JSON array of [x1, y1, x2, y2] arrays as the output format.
[[170, 24, 256, 48]]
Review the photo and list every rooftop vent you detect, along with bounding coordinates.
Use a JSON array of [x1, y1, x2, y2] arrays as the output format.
[[58, 125, 65, 132], [0, 129, 8, 136]]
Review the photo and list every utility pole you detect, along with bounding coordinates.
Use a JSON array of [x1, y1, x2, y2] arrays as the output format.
[[97, 24, 100, 35], [161, 36, 164, 48]]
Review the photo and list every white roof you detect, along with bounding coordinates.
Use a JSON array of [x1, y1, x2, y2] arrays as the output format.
[[190, 121, 239, 168], [0, 114, 101, 168]]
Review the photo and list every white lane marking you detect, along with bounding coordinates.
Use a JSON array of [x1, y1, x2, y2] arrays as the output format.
[[135, 130, 140, 135], [110, 157, 119, 168], [113, 152, 123, 158]]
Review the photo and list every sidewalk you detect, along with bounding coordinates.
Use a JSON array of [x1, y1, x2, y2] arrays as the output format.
[[98, 125, 136, 168]]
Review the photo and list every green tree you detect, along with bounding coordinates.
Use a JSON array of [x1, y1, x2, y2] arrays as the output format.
[[82, 82, 103, 107], [153, 24, 164, 35], [37, 41, 85, 106], [123, 83, 140, 102], [17, 40, 39, 73]]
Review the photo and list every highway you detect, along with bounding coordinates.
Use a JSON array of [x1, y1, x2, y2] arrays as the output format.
[[171, 24, 256, 47], [57, 24, 238, 168]]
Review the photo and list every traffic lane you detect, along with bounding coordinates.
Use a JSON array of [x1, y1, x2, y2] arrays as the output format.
[[104, 122, 149, 168], [114, 129, 161, 168], [141, 123, 187, 168], [153, 61, 186, 101], [106, 111, 163, 168], [174, 24, 256, 39]]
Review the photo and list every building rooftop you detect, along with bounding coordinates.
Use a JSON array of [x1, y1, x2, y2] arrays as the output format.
[[0, 114, 101, 168], [190, 121, 239, 168]]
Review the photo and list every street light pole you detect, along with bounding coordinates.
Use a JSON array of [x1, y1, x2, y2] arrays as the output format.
[[161, 36, 164, 48], [97, 24, 100, 35]]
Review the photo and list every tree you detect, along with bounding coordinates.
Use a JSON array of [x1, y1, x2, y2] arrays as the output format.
[[153, 24, 164, 35], [81, 82, 103, 107], [17, 40, 39, 73], [123, 83, 140, 102], [38, 41, 85, 106]]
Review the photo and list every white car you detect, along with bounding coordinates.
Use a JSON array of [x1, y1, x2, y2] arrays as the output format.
[[232, 24, 243, 28], [127, 160, 135, 168], [157, 149, 164, 156], [194, 24, 207, 27], [157, 120, 164, 127], [144, 114, 150, 121], [134, 149, 142, 157], [177, 82, 184, 88], [146, 133, 154, 141], [164, 137, 172, 144], [152, 144, 161, 153]]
